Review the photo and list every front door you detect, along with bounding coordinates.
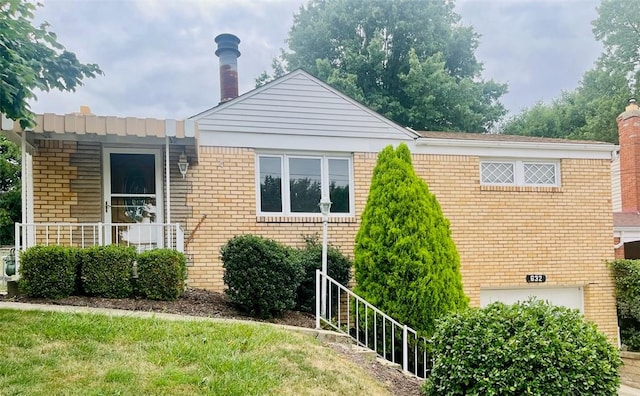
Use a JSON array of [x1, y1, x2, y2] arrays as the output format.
[[103, 148, 163, 248]]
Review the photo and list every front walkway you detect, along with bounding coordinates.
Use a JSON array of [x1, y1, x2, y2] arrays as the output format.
[[1, 301, 639, 395]]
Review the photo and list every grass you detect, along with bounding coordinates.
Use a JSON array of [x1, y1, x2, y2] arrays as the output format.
[[0, 309, 391, 395]]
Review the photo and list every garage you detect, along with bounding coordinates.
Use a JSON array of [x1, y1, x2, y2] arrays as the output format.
[[480, 286, 584, 312]]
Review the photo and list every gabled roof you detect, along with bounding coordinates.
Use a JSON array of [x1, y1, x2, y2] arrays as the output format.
[[190, 69, 418, 142]]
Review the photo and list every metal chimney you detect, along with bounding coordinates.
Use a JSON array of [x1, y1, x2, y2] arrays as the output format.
[[214, 33, 241, 103]]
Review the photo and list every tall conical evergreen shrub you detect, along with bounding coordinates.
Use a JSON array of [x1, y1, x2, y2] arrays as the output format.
[[354, 143, 468, 336]]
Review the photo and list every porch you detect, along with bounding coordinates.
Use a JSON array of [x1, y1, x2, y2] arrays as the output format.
[[0, 109, 199, 280], [4, 222, 185, 280]]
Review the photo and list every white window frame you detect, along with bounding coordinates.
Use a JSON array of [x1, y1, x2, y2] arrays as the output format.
[[256, 153, 354, 217], [480, 159, 560, 187]]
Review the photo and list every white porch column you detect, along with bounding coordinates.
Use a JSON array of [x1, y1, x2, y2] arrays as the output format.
[[21, 131, 26, 225]]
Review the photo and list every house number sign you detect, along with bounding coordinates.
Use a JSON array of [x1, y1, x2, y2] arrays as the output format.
[[525, 274, 546, 283]]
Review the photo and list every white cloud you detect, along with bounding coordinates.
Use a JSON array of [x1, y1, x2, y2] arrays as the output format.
[[30, 0, 604, 120]]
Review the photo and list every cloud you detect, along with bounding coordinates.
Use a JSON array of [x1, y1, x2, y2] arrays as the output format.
[[30, 0, 604, 120], [456, 0, 602, 113]]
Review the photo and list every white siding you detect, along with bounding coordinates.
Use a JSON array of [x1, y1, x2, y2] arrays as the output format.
[[193, 71, 414, 150], [612, 156, 621, 212]]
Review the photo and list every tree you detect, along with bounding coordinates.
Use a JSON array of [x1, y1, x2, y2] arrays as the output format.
[[0, 136, 20, 245], [259, 0, 507, 132], [354, 143, 468, 336], [501, 67, 629, 143], [501, 0, 637, 143], [0, 0, 101, 243], [1, 0, 102, 128]]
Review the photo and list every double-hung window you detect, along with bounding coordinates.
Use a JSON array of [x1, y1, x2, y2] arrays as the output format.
[[480, 160, 560, 187], [257, 154, 353, 215]]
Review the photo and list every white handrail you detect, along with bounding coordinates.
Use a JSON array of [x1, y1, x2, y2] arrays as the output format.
[[315, 270, 432, 378]]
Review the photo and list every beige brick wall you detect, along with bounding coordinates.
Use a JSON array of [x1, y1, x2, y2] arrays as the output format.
[[185, 148, 617, 341], [33, 140, 79, 223], [30, 142, 618, 341], [413, 155, 617, 341]]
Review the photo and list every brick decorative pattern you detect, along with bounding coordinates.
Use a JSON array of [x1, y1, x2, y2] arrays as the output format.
[[30, 143, 618, 341]]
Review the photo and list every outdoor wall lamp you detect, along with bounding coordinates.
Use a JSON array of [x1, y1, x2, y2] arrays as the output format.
[[178, 151, 189, 178]]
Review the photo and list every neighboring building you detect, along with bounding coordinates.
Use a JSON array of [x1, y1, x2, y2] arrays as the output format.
[[0, 34, 619, 341], [613, 99, 640, 260]]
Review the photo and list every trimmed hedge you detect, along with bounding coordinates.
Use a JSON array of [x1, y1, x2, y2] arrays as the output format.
[[136, 249, 187, 300], [424, 299, 621, 395], [19, 245, 76, 299], [294, 236, 351, 313], [610, 259, 640, 351], [79, 245, 136, 298], [221, 234, 304, 318]]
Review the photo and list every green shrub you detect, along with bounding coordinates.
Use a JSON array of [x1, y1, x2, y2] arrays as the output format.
[[19, 245, 76, 298], [610, 259, 640, 351], [136, 249, 187, 301], [294, 236, 352, 313], [354, 143, 467, 336], [221, 234, 304, 318], [79, 245, 136, 298], [423, 300, 621, 395]]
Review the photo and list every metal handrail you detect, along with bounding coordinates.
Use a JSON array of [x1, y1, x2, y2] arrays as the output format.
[[315, 270, 432, 378]]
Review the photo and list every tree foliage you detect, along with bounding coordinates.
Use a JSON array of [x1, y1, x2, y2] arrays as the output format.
[[1, 0, 102, 128], [501, 0, 637, 143], [259, 0, 507, 132], [354, 143, 468, 336], [501, 68, 630, 143], [0, 136, 20, 245], [609, 259, 640, 351]]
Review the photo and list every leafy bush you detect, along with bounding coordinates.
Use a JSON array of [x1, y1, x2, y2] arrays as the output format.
[[294, 236, 351, 313], [221, 234, 304, 318], [610, 259, 640, 351], [136, 249, 187, 300], [424, 300, 621, 395], [19, 245, 76, 298], [354, 143, 467, 336], [79, 245, 136, 298]]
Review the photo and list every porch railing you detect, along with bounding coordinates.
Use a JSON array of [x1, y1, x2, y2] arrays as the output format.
[[315, 270, 432, 378], [15, 222, 184, 257]]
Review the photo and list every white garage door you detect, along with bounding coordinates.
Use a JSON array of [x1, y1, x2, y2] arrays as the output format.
[[480, 287, 584, 312]]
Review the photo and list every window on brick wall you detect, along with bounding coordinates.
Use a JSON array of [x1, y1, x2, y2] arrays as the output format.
[[480, 160, 560, 187], [257, 154, 353, 216]]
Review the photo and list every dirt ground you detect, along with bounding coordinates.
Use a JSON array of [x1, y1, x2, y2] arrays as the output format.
[[0, 288, 424, 396]]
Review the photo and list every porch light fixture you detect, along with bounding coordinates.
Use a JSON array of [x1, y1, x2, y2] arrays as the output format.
[[177, 151, 189, 178], [319, 197, 332, 317]]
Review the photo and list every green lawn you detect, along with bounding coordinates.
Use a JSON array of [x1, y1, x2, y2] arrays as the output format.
[[0, 309, 390, 395]]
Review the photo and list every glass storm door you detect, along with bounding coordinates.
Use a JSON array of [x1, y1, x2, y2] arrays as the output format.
[[103, 149, 163, 247]]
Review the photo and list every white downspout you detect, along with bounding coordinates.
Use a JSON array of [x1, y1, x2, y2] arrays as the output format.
[[165, 136, 171, 224]]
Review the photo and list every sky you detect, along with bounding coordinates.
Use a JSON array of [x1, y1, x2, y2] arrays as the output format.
[[29, 0, 603, 123]]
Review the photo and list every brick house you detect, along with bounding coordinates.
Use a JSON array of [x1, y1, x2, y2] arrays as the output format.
[[1, 34, 619, 341]]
